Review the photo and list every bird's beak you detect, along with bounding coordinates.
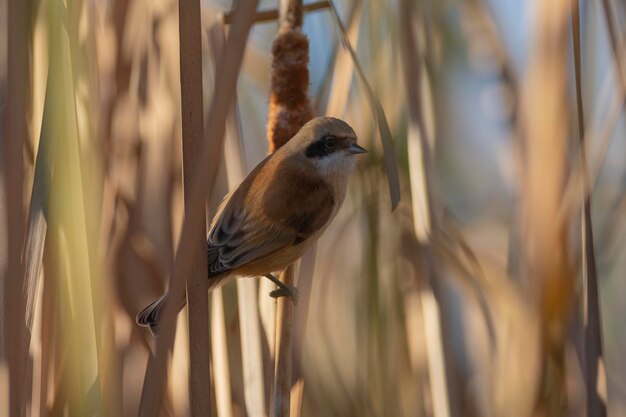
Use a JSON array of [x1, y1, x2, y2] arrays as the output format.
[[347, 143, 368, 155]]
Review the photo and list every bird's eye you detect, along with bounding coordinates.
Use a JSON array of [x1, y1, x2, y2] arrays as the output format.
[[323, 136, 335, 152]]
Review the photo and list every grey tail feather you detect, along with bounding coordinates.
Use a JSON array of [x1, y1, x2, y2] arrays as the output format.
[[136, 294, 169, 336], [136, 276, 227, 335]]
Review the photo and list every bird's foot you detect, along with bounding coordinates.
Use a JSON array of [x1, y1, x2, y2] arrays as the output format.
[[264, 273, 299, 305], [269, 286, 300, 304]]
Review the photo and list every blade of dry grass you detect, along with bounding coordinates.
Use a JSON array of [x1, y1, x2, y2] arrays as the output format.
[[137, 2, 259, 416], [178, 0, 211, 414], [328, 0, 400, 211], [572, 3, 607, 416], [3, 0, 29, 414]]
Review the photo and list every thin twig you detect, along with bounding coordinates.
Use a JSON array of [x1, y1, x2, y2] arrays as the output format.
[[222, 1, 329, 25]]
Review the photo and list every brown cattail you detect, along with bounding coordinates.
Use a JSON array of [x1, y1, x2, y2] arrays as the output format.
[[267, 29, 313, 151]]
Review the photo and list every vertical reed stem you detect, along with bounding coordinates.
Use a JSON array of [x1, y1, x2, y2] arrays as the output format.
[[3, 0, 29, 414], [178, 0, 211, 414], [522, 1, 571, 414], [274, 266, 295, 417]]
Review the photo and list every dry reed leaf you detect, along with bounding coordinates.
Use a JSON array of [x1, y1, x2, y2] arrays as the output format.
[[328, 0, 401, 211], [45, 29, 104, 410], [22, 75, 55, 339]]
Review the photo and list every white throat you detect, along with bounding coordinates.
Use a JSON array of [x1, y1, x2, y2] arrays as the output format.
[[316, 152, 356, 198]]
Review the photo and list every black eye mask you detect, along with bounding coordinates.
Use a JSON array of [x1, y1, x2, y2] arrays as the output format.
[[305, 135, 349, 158]]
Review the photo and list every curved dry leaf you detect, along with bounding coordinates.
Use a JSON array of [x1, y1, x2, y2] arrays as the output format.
[[328, 1, 401, 211]]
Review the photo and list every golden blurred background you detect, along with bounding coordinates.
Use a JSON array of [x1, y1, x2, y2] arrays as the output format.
[[1, 0, 625, 416]]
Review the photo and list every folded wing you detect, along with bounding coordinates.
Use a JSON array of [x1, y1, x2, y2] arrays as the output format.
[[206, 157, 335, 277]]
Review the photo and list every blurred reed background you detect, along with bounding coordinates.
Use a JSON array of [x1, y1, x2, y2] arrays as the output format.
[[1, 0, 626, 416]]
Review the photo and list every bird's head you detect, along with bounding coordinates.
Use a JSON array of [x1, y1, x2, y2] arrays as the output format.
[[285, 117, 367, 180]]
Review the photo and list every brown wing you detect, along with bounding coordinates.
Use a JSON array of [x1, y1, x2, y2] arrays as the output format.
[[207, 156, 335, 277]]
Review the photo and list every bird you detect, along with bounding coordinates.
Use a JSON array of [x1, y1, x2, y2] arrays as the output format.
[[136, 117, 367, 334]]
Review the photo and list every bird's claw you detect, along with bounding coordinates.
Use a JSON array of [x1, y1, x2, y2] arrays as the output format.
[[270, 286, 299, 305]]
